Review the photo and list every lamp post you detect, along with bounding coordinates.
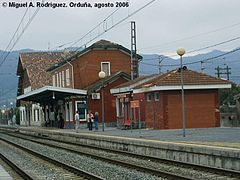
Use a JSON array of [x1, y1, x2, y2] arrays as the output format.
[[177, 48, 186, 137], [10, 102, 13, 124], [98, 71, 106, 131]]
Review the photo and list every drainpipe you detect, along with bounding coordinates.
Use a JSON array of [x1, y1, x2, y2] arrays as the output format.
[[66, 61, 74, 89]]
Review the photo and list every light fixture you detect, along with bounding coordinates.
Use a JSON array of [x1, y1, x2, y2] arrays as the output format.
[[98, 71, 106, 131], [176, 48, 186, 137]]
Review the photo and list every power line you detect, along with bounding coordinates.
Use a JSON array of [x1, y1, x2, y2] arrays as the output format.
[[0, 7, 30, 61], [57, 0, 157, 63], [141, 47, 240, 67], [139, 20, 240, 51], [0, 1, 44, 68], [185, 47, 240, 66], [141, 35, 240, 62], [187, 36, 240, 54], [51, 7, 122, 50]]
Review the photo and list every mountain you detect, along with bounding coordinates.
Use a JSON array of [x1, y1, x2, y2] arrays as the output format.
[[140, 49, 240, 83], [0, 49, 35, 107], [0, 48, 239, 107]]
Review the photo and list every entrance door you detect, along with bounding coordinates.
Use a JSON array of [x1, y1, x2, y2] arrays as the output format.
[[76, 101, 87, 121]]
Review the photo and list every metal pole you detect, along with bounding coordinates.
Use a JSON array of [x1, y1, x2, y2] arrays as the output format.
[[180, 56, 186, 137], [101, 81, 105, 131], [138, 107, 141, 129]]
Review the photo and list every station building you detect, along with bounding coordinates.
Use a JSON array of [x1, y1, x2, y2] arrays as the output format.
[[111, 69, 231, 129], [16, 40, 142, 128]]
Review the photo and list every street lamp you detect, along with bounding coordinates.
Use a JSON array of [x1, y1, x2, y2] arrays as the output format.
[[10, 102, 13, 124], [98, 71, 106, 131], [177, 48, 186, 137]]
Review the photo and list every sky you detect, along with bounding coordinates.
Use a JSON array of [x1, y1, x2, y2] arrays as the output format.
[[1, 0, 240, 57]]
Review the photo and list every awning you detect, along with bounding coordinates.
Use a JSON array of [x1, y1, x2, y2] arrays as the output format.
[[17, 86, 87, 103]]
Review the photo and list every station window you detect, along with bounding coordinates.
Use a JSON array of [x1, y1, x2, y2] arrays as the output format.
[[59, 72, 62, 87], [52, 75, 55, 87], [62, 71, 65, 87], [56, 73, 59, 87], [76, 101, 87, 121], [66, 69, 70, 86], [154, 92, 160, 101], [101, 62, 111, 76], [147, 93, 153, 102]]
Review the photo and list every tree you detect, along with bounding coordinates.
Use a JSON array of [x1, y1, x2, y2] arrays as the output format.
[[220, 83, 240, 105]]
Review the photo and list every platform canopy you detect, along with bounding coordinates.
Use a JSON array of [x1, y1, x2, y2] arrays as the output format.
[[17, 86, 87, 103]]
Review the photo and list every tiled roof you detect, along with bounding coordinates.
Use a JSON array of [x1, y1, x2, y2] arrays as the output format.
[[114, 75, 156, 89], [137, 69, 230, 88], [48, 39, 143, 71], [111, 69, 231, 93], [91, 39, 118, 46], [84, 71, 131, 94], [19, 52, 65, 90]]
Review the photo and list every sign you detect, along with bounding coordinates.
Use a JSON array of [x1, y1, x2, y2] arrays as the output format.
[[130, 100, 140, 108]]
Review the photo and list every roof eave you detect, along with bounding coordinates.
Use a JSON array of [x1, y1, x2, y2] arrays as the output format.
[[133, 84, 232, 94], [87, 72, 131, 94], [17, 86, 87, 101], [48, 43, 142, 72]]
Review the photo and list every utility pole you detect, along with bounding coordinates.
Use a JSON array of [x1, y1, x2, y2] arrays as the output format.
[[130, 21, 138, 80], [158, 55, 164, 74], [215, 66, 220, 78], [226, 65, 231, 80], [215, 65, 231, 80], [200, 61, 205, 73]]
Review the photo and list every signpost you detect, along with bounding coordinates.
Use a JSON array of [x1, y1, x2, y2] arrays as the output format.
[[130, 100, 141, 129]]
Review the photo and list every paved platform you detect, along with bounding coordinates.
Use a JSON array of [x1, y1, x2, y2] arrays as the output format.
[[1, 125, 240, 171], [1, 125, 240, 148], [0, 165, 13, 180], [62, 127, 240, 148]]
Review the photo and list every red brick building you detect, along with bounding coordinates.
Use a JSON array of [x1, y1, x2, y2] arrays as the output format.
[[17, 40, 142, 128], [16, 52, 67, 126], [111, 69, 231, 129], [47, 40, 142, 127]]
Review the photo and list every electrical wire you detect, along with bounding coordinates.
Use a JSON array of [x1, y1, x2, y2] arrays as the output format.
[[139, 20, 240, 51], [59, 0, 157, 60], [51, 7, 121, 50], [141, 47, 240, 67], [0, 6, 30, 61], [0, 1, 44, 68], [141, 35, 240, 62]]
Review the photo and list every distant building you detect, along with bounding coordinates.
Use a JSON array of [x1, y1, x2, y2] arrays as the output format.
[[111, 69, 231, 129]]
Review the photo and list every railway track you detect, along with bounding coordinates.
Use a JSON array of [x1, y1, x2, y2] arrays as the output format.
[[1, 130, 240, 180], [0, 138, 103, 180], [0, 152, 33, 180]]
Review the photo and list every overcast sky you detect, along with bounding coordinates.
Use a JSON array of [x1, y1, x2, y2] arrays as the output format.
[[1, 0, 240, 56]]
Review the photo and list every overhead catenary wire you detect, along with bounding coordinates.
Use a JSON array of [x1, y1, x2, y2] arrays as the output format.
[[0, 1, 44, 68], [139, 20, 240, 51], [52, 7, 122, 50], [141, 35, 240, 63], [0, 6, 30, 61], [141, 47, 240, 67], [58, 0, 157, 60]]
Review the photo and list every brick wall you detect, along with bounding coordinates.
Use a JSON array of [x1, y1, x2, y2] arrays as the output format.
[[145, 89, 220, 129], [145, 91, 166, 129], [88, 77, 129, 123], [72, 49, 131, 89], [133, 93, 146, 124], [51, 49, 131, 89]]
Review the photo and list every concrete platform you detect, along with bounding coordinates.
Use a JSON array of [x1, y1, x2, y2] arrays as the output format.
[[1, 125, 240, 171], [0, 165, 13, 180], [67, 127, 240, 148]]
